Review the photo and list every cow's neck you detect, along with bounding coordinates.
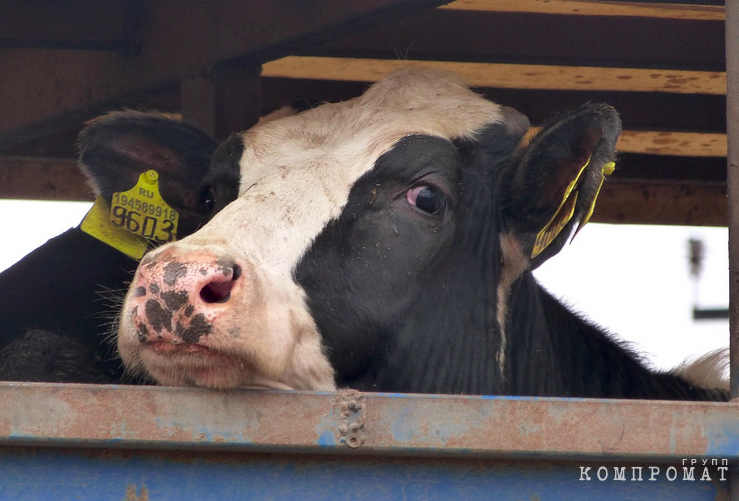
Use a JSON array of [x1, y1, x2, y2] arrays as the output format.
[[508, 273, 728, 400]]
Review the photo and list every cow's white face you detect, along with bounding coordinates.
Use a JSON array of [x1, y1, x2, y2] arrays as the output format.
[[118, 68, 516, 390]]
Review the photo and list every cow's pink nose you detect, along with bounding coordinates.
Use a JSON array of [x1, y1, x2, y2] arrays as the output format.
[[129, 254, 247, 345], [200, 264, 242, 303]]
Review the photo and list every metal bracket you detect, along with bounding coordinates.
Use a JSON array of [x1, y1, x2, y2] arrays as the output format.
[[335, 389, 366, 449]]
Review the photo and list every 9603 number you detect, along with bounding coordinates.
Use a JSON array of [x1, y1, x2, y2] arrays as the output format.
[[111, 205, 176, 243]]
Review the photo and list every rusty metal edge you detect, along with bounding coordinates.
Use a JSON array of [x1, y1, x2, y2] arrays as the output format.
[[0, 384, 737, 463]]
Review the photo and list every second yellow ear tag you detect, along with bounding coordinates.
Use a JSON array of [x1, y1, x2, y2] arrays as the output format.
[[110, 170, 179, 245]]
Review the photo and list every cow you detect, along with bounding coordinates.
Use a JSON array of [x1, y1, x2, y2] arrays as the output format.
[[116, 68, 728, 400], [0, 111, 240, 383]]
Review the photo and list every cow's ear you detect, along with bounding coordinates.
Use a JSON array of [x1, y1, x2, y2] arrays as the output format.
[[501, 103, 621, 268], [77, 110, 217, 201]]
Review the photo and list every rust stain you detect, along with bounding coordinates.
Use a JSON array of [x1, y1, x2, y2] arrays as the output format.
[[125, 484, 149, 501]]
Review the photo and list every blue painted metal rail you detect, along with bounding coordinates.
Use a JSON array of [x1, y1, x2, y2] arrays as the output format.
[[0, 383, 736, 500]]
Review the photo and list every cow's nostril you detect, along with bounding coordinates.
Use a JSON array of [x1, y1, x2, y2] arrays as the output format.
[[199, 266, 240, 304], [200, 281, 232, 303], [200, 280, 233, 303]]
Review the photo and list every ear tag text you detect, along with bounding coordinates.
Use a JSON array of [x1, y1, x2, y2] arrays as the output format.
[[81, 197, 150, 260], [110, 170, 179, 245]]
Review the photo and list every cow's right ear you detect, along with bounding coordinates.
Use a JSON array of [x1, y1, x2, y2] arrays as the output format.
[[500, 103, 621, 268], [77, 110, 218, 201]]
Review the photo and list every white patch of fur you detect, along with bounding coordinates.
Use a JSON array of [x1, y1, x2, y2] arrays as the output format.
[[670, 348, 729, 391], [120, 68, 509, 390], [496, 234, 531, 376]]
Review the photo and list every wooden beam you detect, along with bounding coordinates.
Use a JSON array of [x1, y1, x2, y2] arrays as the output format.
[[180, 74, 217, 139], [441, 0, 725, 21], [212, 62, 262, 141], [262, 56, 727, 95], [592, 181, 727, 226], [0, 0, 450, 149], [0, 158, 90, 201], [617, 130, 727, 157], [180, 64, 263, 141], [525, 127, 728, 157]]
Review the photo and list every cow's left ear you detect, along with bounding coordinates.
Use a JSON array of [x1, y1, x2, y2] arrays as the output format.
[[501, 103, 621, 268]]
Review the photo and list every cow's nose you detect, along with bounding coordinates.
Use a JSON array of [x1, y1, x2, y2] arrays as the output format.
[[130, 252, 247, 345], [199, 263, 242, 303]]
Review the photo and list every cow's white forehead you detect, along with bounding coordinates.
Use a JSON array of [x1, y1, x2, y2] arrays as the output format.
[[188, 68, 506, 274], [240, 68, 504, 190]]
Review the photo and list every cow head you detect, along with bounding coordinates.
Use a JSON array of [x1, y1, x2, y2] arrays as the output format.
[[117, 68, 620, 394]]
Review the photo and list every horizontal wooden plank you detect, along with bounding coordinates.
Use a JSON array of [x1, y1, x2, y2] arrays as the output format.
[[0, 158, 89, 201], [593, 180, 727, 226], [526, 127, 728, 157], [441, 0, 725, 21], [262, 56, 727, 95], [617, 129, 727, 157]]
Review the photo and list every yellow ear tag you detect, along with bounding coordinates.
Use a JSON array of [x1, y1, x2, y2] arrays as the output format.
[[110, 170, 179, 245], [531, 191, 578, 259], [80, 169, 179, 260], [80, 197, 150, 260], [573, 160, 616, 238], [530, 156, 592, 259]]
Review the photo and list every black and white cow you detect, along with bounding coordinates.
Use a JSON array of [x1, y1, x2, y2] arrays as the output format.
[[117, 68, 727, 400], [0, 111, 240, 383]]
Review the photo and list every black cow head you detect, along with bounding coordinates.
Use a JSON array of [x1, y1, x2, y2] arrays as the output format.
[[116, 69, 620, 394]]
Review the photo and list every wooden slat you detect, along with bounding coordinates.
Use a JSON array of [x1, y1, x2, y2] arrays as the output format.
[[441, 0, 725, 21], [262, 56, 727, 95], [0, 0, 449, 150], [592, 181, 727, 226], [0, 158, 89, 201], [617, 129, 727, 157], [525, 127, 728, 157]]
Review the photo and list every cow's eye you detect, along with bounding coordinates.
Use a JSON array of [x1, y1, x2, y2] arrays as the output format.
[[202, 187, 217, 211], [406, 185, 443, 214]]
